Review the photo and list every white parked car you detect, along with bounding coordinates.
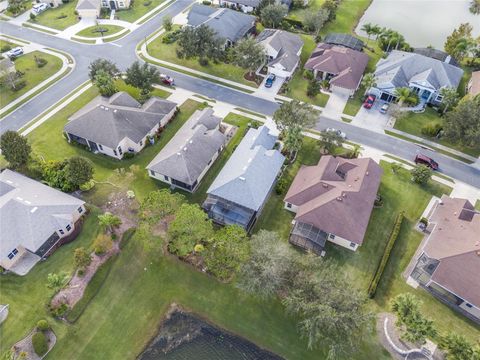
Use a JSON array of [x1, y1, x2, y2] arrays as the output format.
[[5, 47, 24, 59], [32, 3, 48, 14], [325, 128, 347, 139]]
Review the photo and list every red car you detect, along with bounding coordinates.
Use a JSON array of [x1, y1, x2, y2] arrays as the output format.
[[363, 94, 376, 109], [415, 154, 439, 170], [160, 74, 175, 86]]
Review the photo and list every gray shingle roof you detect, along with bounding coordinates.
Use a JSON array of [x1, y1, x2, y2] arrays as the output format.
[[147, 108, 226, 186], [0, 170, 84, 260], [187, 4, 256, 43], [257, 29, 303, 72], [374, 50, 464, 91], [207, 123, 284, 211], [64, 92, 177, 149]]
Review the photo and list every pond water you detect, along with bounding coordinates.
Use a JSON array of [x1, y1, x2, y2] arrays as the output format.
[[138, 310, 283, 360], [356, 0, 480, 49]]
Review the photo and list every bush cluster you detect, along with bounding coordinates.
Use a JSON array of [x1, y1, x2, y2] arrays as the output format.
[[32, 331, 48, 356], [92, 234, 113, 255], [368, 211, 404, 298], [162, 29, 181, 44], [420, 122, 442, 137], [36, 319, 50, 331], [275, 177, 289, 195]]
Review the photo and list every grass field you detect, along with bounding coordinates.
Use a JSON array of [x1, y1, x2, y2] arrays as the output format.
[[116, 0, 167, 22], [30, 1, 79, 30], [147, 26, 260, 88], [393, 108, 480, 158], [0, 51, 63, 107], [75, 25, 125, 38]]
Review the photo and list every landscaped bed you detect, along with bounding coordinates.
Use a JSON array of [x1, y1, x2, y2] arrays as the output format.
[[0, 51, 63, 107], [75, 25, 125, 38], [29, 1, 79, 30], [147, 27, 260, 88]]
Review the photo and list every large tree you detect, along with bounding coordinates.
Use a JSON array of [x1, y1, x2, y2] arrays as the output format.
[[88, 58, 119, 81], [204, 225, 250, 281], [232, 36, 266, 77], [260, 3, 288, 28], [139, 189, 185, 225], [177, 25, 224, 64], [64, 156, 94, 188], [0, 131, 31, 169], [237, 230, 294, 298], [273, 100, 318, 133], [444, 23, 474, 61], [441, 333, 480, 360], [125, 61, 160, 95], [411, 164, 432, 185], [443, 96, 480, 147], [167, 203, 213, 257], [319, 130, 344, 154], [93, 69, 117, 97], [303, 9, 329, 37], [439, 87, 459, 114]]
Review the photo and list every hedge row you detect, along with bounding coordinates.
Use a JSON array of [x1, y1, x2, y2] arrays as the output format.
[[367, 211, 405, 298], [65, 229, 135, 323]]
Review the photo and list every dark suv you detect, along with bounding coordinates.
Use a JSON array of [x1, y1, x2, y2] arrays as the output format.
[[415, 154, 439, 170]]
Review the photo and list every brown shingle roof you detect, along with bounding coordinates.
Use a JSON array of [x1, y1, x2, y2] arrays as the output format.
[[423, 196, 480, 306], [284, 156, 382, 245], [304, 43, 369, 91]]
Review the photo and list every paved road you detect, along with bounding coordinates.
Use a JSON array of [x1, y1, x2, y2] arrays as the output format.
[[1, 3, 479, 188]]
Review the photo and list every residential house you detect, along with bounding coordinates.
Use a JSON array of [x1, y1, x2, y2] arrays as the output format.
[[407, 196, 480, 322], [101, 0, 131, 10], [0, 170, 86, 275], [147, 108, 226, 193], [369, 50, 464, 105], [304, 43, 369, 96], [186, 4, 256, 46], [284, 156, 382, 253], [76, 0, 101, 18], [0, 58, 15, 77], [467, 71, 480, 97], [219, 0, 292, 13], [257, 29, 303, 79], [64, 92, 177, 160], [203, 122, 284, 231]]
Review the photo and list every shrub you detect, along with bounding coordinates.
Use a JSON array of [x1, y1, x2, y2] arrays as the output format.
[[32, 331, 48, 356], [275, 177, 289, 195], [49, 303, 68, 318], [1, 44, 12, 52], [411, 165, 432, 185], [79, 179, 95, 191], [74, 247, 92, 269], [122, 152, 135, 159], [143, 0, 151, 5], [30, 12, 36, 21], [282, 17, 303, 30], [162, 30, 181, 44], [367, 211, 404, 298], [12, 80, 27, 91], [202, 0, 211, 4], [92, 234, 113, 255], [35, 57, 48, 68], [36, 319, 50, 331], [420, 122, 442, 137], [56, 13, 67, 19], [198, 57, 209, 66], [419, 217, 428, 226]]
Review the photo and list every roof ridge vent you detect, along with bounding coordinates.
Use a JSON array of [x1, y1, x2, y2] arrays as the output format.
[[239, 176, 246, 181]]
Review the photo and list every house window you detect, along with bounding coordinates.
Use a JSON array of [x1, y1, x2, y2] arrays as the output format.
[[119, 1, 124, 6], [114, 150, 118, 156], [98, 144, 103, 150], [329, 233, 335, 239], [140, 140, 143, 146], [118, 146, 123, 155], [164, 175, 170, 181], [59, 229, 64, 235], [435, 94, 444, 102], [12, 248, 18, 255], [7, 249, 18, 260], [78, 206, 83, 214], [66, 224, 72, 231], [150, 170, 155, 176], [286, 203, 292, 209], [349, 242, 356, 248]]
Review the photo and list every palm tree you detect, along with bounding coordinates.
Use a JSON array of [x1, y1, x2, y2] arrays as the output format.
[[361, 23, 374, 45], [361, 73, 376, 95], [371, 24, 382, 40], [394, 87, 418, 107], [98, 212, 122, 234]]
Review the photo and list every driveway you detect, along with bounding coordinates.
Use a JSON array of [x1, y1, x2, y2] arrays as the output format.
[[351, 100, 392, 133], [322, 91, 348, 119], [255, 75, 285, 99]]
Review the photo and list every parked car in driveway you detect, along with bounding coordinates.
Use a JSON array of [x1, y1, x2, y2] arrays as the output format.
[[415, 154, 439, 170], [32, 3, 48, 14], [160, 74, 174, 86], [5, 47, 24, 59], [325, 128, 347, 139], [265, 74, 276, 88], [363, 94, 376, 109], [379, 103, 389, 114]]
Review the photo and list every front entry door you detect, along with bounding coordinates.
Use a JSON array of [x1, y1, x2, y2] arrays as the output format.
[[109, 0, 116, 9]]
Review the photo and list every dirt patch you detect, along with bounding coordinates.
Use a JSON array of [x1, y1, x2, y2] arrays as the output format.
[[51, 241, 119, 309], [12, 329, 56, 360], [102, 189, 139, 235]]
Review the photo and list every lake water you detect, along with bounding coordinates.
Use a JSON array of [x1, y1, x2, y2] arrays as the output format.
[[138, 311, 283, 360], [356, 0, 480, 49]]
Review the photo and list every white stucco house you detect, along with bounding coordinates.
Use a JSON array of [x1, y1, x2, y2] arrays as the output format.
[[64, 92, 177, 160]]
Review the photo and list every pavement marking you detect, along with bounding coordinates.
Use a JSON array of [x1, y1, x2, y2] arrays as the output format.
[[107, 42, 122, 48]]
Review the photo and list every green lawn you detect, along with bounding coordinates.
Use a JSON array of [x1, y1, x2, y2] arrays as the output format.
[[75, 25, 125, 38], [115, 0, 165, 23], [147, 26, 259, 88], [285, 34, 330, 107], [0, 51, 63, 107], [30, 1, 79, 30], [393, 108, 480, 158], [319, 0, 373, 36], [26, 84, 203, 204], [288, 0, 326, 22]]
